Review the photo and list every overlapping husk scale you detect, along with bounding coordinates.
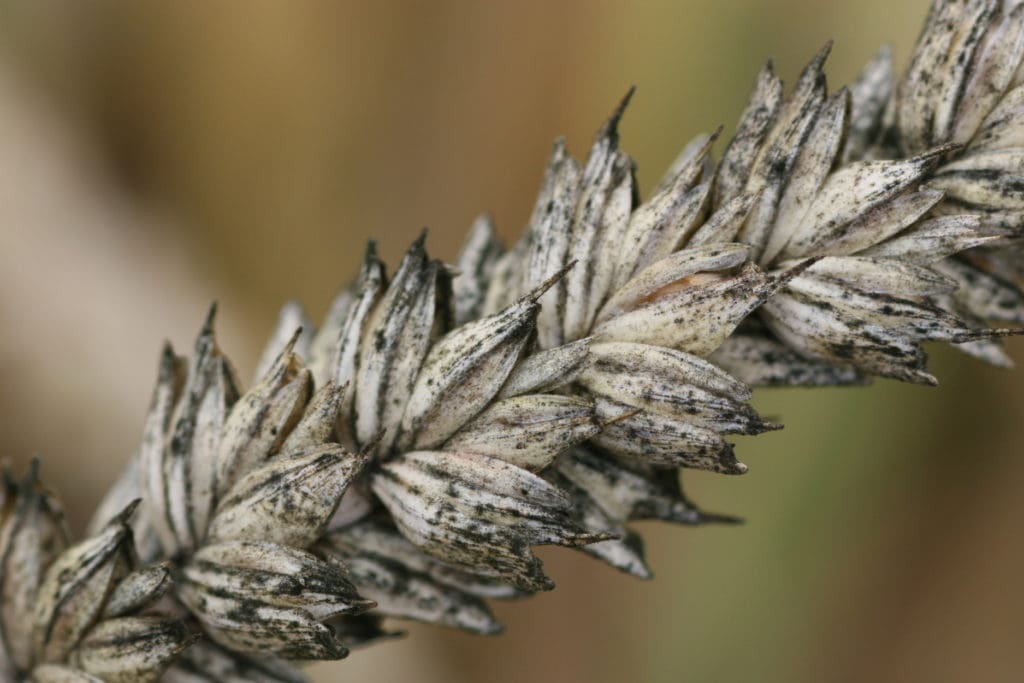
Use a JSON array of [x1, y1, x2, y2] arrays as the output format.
[[0, 465, 193, 682], [3, 1, 1023, 679]]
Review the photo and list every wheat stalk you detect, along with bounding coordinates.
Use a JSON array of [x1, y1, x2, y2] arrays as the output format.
[[2, 1, 1023, 680]]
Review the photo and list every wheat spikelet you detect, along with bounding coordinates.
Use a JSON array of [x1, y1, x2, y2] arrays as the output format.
[[2, 1, 1023, 680]]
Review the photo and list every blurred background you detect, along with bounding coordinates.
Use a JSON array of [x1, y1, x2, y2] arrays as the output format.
[[1, 0, 1022, 681]]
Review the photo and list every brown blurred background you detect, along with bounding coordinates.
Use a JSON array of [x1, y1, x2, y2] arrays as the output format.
[[1, 1, 1022, 681]]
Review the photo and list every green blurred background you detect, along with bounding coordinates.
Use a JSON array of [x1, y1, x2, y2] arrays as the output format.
[[1, 1, 1022, 681]]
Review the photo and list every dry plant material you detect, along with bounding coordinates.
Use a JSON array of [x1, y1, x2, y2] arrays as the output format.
[[3, 1, 1024, 680]]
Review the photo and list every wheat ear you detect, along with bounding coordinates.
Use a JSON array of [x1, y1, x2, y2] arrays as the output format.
[[2, 1, 1023, 681]]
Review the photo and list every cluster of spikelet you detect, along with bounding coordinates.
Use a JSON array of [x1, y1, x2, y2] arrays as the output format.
[[2, 1, 1023, 680]]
